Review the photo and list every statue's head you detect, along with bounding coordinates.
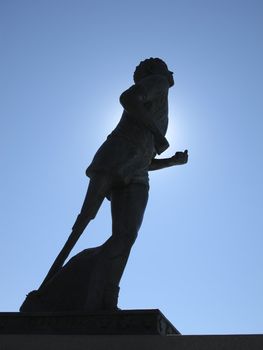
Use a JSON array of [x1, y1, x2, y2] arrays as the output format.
[[133, 58, 174, 87]]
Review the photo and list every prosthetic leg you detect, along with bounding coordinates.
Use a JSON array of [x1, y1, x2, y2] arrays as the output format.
[[20, 175, 111, 312], [40, 175, 111, 288]]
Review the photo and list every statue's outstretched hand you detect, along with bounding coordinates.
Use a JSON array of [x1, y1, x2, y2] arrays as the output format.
[[170, 149, 188, 165], [149, 149, 188, 171]]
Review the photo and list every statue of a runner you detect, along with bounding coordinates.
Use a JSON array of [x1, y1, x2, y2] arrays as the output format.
[[20, 58, 188, 312]]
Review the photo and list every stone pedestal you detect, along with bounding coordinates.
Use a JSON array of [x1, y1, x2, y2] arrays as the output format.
[[0, 309, 262, 350], [1, 334, 263, 350], [0, 309, 179, 335]]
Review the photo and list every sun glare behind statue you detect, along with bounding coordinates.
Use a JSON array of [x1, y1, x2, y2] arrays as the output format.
[[101, 99, 184, 146], [101, 101, 122, 137], [74, 94, 122, 159], [100, 100, 187, 160], [78, 93, 187, 168], [165, 103, 186, 155]]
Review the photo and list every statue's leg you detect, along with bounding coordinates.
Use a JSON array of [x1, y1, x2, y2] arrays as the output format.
[[72, 174, 112, 233], [102, 183, 149, 309], [40, 174, 112, 288]]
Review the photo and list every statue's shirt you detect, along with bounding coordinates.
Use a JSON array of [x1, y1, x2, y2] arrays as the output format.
[[86, 75, 169, 186]]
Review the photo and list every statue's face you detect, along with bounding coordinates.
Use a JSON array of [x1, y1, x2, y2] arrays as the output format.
[[151, 63, 174, 87], [167, 70, 174, 87]]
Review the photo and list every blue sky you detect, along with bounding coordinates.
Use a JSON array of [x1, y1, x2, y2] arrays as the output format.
[[1, 0, 263, 335]]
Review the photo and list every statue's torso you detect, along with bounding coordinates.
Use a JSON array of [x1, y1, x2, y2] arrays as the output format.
[[86, 78, 169, 186]]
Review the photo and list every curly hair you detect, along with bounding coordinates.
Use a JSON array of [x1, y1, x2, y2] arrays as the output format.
[[133, 57, 168, 83]]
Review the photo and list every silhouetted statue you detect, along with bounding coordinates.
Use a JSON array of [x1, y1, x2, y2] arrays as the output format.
[[20, 58, 188, 313]]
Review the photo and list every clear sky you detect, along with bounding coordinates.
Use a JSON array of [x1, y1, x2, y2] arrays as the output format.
[[1, 0, 263, 335]]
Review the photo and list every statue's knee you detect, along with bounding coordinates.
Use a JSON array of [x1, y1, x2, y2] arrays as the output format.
[[124, 229, 138, 247], [112, 228, 138, 248]]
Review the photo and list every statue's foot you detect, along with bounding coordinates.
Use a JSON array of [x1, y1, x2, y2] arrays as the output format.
[[20, 290, 49, 312], [102, 305, 121, 312], [102, 285, 120, 311], [83, 284, 120, 313]]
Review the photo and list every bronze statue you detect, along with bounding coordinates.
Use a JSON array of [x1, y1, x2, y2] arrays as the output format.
[[20, 58, 188, 312]]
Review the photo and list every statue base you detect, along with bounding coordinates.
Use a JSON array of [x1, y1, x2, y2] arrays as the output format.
[[0, 309, 179, 335], [0, 310, 262, 350]]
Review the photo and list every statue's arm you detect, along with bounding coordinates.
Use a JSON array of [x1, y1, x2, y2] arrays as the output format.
[[149, 150, 188, 171], [119, 75, 170, 154]]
